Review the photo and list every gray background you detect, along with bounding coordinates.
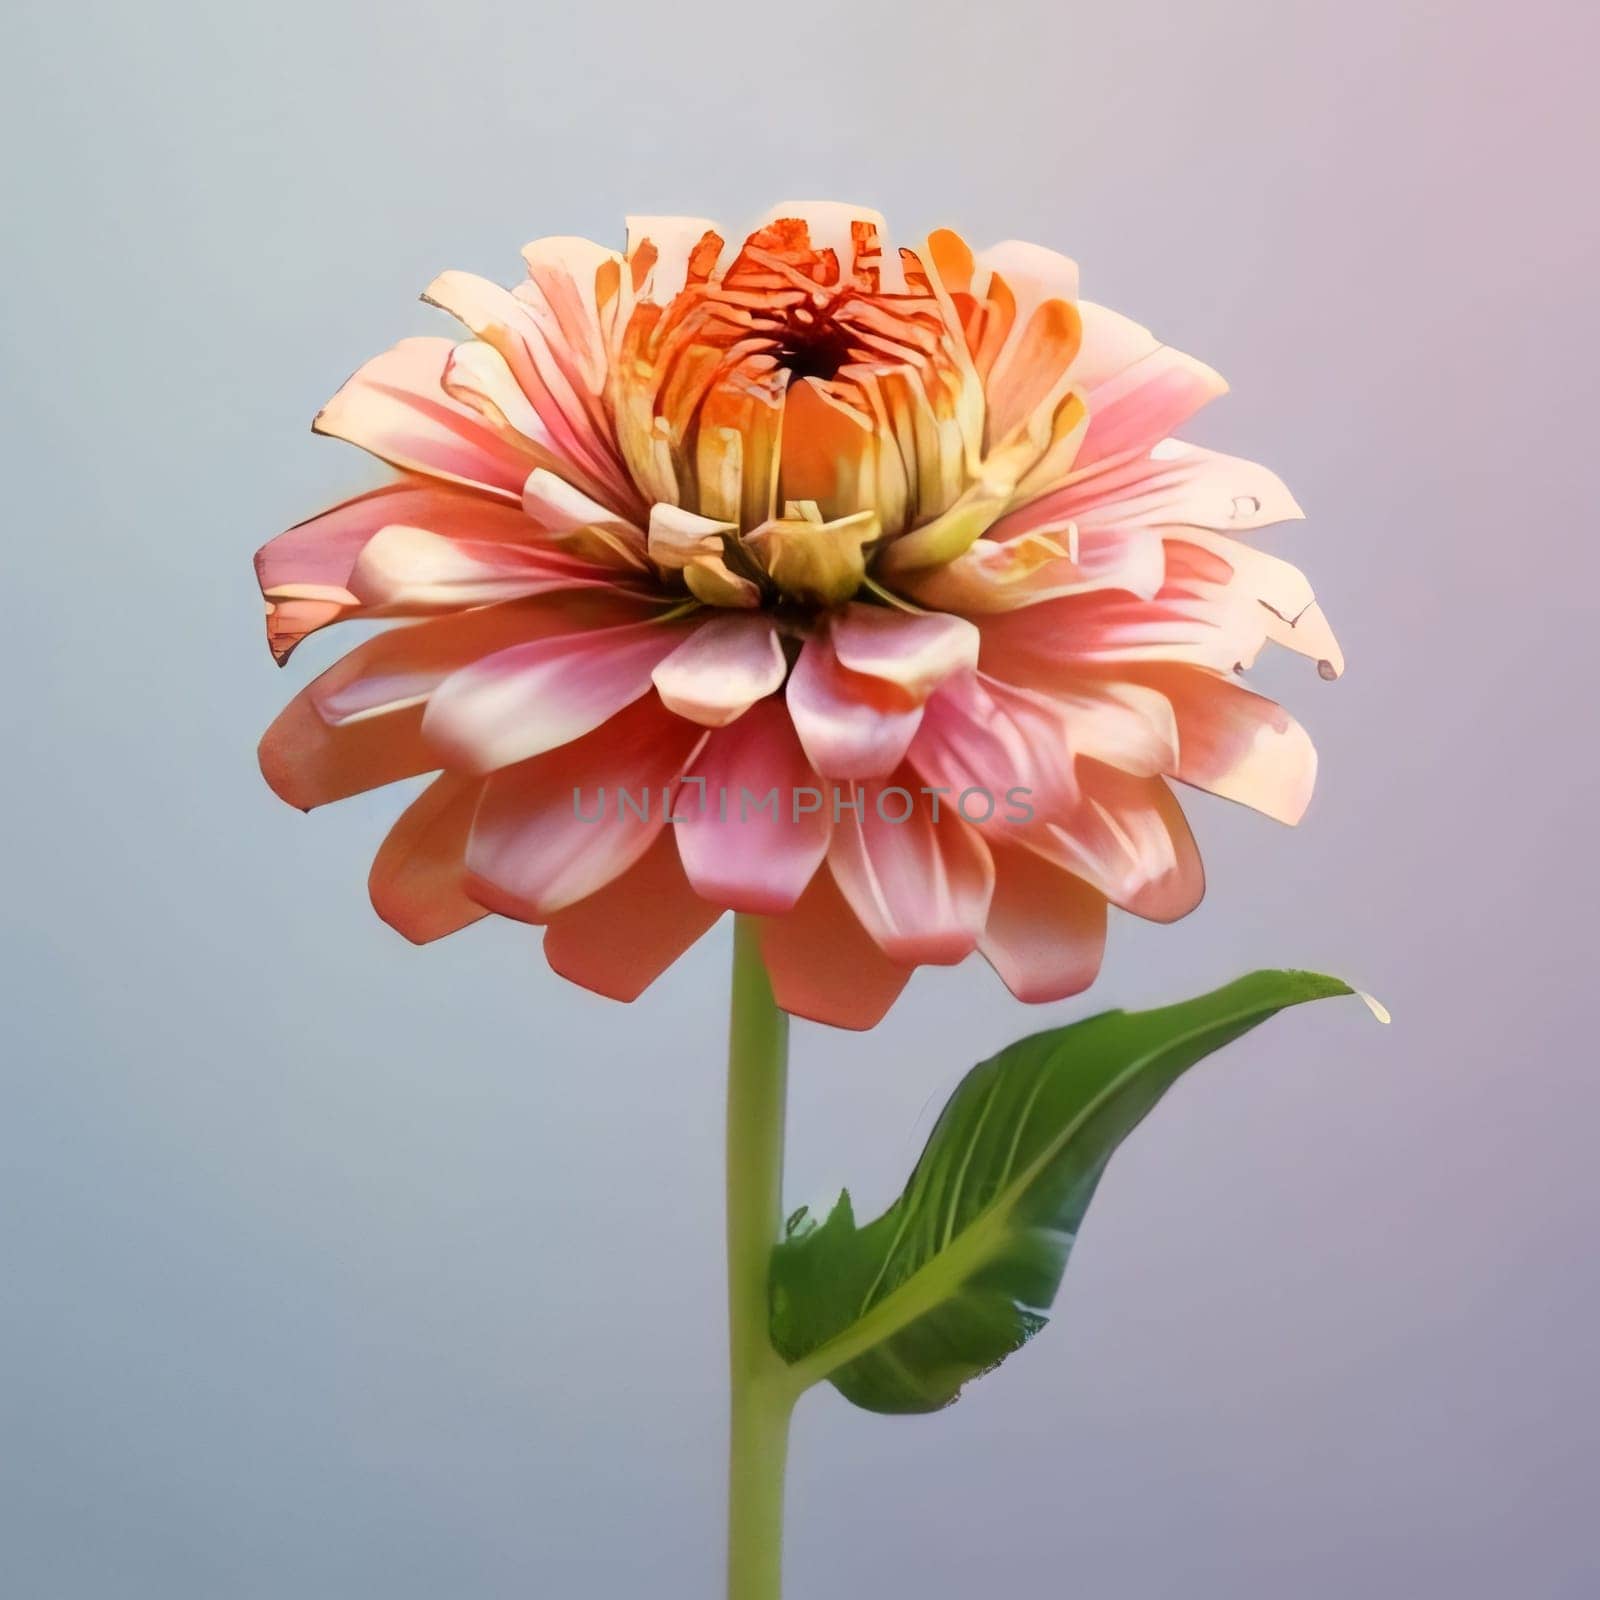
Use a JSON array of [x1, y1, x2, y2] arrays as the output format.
[[4, 0, 1597, 1594]]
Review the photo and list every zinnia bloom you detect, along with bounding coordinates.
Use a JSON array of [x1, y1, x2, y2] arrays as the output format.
[[258, 202, 1339, 1029]]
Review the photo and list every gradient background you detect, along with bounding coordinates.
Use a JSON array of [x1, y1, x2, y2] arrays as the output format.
[[4, 0, 1596, 1594]]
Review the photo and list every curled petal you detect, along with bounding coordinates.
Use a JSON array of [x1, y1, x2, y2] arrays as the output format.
[[785, 632, 924, 779], [745, 509, 878, 607], [651, 614, 786, 727], [676, 699, 831, 914], [312, 337, 538, 499], [255, 479, 536, 661], [522, 468, 649, 567], [346, 524, 623, 612], [828, 604, 980, 700], [1070, 301, 1161, 392], [369, 775, 488, 943], [759, 869, 914, 1030], [648, 503, 737, 568], [542, 831, 722, 1001], [518, 235, 622, 395]]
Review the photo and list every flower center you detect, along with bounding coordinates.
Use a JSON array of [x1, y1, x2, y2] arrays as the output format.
[[773, 306, 856, 384]]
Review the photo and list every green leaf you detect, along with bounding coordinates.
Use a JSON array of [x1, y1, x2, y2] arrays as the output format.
[[769, 969, 1364, 1414]]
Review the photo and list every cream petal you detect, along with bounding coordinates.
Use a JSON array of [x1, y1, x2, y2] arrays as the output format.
[[346, 524, 622, 612], [647, 502, 738, 569], [1070, 301, 1162, 392], [1132, 665, 1317, 824], [651, 613, 786, 727], [897, 525, 1166, 613], [828, 604, 980, 701], [521, 467, 649, 566]]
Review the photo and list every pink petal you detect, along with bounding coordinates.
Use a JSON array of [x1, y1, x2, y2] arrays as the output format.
[[542, 830, 722, 1001], [759, 869, 914, 1031], [465, 695, 708, 919], [368, 775, 488, 943], [255, 479, 535, 661], [979, 843, 1108, 1002], [422, 616, 694, 773], [312, 337, 537, 499], [785, 632, 925, 779], [258, 695, 434, 811], [675, 699, 831, 913], [1022, 764, 1204, 923], [829, 604, 981, 700], [990, 437, 1302, 552], [909, 673, 1080, 825], [651, 614, 787, 728], [523, 468, 649, 566], [518, 235, 621, 395], [976, 551, 1268, 681], [827, 775, 995, 965], [1074, 344, 1228, 470], [425, 270, 637, 515], [305, 595, 644, 727], [1133, 666, 1317, 824]]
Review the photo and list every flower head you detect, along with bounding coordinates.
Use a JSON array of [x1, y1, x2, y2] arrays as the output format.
[[258, 202, 1339, 1028]]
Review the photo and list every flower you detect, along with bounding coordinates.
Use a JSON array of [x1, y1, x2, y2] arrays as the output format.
[[258, 202, 1339, 1030]]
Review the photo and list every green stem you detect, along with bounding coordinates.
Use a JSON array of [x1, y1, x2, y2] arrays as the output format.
[[725, 915, 795, 1600]]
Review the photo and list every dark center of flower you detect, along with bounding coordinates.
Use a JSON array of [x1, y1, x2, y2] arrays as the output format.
[[773, 306, 856, 384]]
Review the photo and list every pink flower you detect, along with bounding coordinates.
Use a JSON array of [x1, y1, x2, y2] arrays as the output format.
[[258, 202, 1339, 1029]]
